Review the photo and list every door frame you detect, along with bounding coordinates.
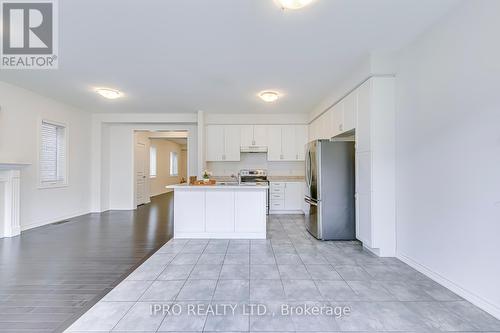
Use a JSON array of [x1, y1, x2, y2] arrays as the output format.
[[132, 129, 191, 208]]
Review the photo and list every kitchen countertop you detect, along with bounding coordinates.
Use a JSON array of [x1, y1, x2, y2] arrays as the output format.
[[267, 176, 305, 182]]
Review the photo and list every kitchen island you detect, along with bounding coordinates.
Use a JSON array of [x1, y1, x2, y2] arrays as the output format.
[[166, 183, 268, 239]]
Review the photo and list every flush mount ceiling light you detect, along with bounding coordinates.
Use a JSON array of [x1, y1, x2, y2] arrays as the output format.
[[259, 90, 281, 103], [95, 88, 123, 99], [276, 0, 315, 10]]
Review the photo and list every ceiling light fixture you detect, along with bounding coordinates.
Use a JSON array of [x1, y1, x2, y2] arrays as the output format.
[[95, 88, 123, 99], [276, 0, 315, 10], [259, 90, 281, 103]]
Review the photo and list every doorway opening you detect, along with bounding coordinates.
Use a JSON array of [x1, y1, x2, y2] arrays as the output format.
[[134, 130, 189, 207]]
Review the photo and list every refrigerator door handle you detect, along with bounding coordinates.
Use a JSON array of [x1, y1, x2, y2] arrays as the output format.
[[306, 149, 313, 187], [305, 148, 310, 188], [304, 195, 319, 202], [304, 197, 318, 206]]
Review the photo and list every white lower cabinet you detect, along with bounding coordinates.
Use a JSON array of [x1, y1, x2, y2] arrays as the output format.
[[173, 187, 267, 238], [174, 190, 205, 233], [284, 182, 303, 210], [270, 181, 304, 213], [205, 191, 235, 233], [235, 191, 266, 233]]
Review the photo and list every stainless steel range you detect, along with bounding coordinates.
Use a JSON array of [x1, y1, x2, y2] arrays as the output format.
[[239, 169, 269, 214]]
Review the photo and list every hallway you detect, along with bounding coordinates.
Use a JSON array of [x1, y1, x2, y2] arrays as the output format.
[[0, 193, 174, 332]]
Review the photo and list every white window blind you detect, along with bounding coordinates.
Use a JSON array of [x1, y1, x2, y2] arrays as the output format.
[[170, 151, 178, 176], [150, 146, 157, 178], [40, 121, 66, 185]]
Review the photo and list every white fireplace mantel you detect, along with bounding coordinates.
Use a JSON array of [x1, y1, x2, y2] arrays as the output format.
[[0, 163, 30, 238]]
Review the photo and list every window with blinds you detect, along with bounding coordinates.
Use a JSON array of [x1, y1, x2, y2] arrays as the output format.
[[40, 121, 67, 186], [150, 146, 157, 178], [170, 151, 178, 176]]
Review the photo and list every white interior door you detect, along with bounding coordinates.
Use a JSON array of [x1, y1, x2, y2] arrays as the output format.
[[135, 142, 148, 206]]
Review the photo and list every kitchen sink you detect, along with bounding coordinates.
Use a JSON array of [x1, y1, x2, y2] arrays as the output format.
[[216, 182, 239, 186]]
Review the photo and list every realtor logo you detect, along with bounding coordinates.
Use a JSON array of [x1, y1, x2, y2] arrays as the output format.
[[1, 0, 58, 69]]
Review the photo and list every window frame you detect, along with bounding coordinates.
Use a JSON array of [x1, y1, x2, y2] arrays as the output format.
[[170, 151, 178, 176], [38, 119, 69, 189], [150, 146, 157, 178]]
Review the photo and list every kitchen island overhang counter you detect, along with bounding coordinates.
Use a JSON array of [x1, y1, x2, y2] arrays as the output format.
[[166, 184, 269, 239]]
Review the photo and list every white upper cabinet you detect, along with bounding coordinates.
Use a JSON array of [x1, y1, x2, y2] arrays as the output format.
[[331, 103, 344, 137], [267, 125, 308, 161], [207, 124, 306, 162], [240, 125, 254, 147], [266, 125, 282, 161], [342, 90, 357, 132], [295, 125, 308, 160], [240, 125, 268, 147], [281, 126, 296, 160], [206, 125, 224, 161], [224, 125, 242, 161], [310, 86, 358, 141], [206, 125, 241, 161], [309, 109, 334, 141], [253, 125, 268, 146], [308, 120, 319, 142], [330, 92, 356, 138], [319, 110, 333, 139]]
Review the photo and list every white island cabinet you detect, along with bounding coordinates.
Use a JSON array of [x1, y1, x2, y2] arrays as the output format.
[[167, 184, 268, 239]]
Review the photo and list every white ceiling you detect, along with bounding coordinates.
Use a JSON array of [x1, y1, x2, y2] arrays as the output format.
[[1, 0, 459, 114], [150, 137, 187, 146]]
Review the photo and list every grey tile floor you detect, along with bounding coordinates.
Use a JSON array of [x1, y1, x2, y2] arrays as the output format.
[[66, 214, 500, 332]]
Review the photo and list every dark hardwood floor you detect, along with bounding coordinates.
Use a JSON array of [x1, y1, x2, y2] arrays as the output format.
[[0, 192, 174, 333]]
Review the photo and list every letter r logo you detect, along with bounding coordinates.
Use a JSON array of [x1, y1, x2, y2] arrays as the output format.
[[2, 2, 53, 54]]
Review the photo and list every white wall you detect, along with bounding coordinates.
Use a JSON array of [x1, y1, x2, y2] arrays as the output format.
[[150, 139, 186, 196], [101, 123, 197, 210], [90, 113, 197, 212], [0, 82, 91, 230], [394, 0, 500, 318]]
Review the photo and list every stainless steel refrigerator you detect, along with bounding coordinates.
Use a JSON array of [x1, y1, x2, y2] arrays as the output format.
[[304, 140, 355, 240]]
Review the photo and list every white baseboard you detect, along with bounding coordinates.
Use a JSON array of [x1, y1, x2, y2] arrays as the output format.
[[397, 252, 500, 320], [21, 210, 91, 232]]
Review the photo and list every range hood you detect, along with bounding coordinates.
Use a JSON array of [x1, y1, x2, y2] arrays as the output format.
[[240, 145, 268, 153]]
